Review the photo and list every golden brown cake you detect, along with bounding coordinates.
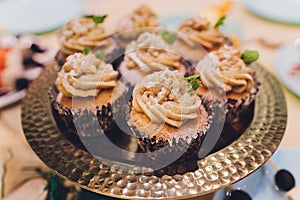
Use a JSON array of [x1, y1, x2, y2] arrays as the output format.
[[50, 52, 119, 136]]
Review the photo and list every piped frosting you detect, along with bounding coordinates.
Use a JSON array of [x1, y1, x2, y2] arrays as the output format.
[[125, 32, 180, 73], [56, 53, 118, 97], [178, 16, 225, 50], [59, 17, 109, 55], [197, 45, 254, 93], [132, 69, 201, 128]]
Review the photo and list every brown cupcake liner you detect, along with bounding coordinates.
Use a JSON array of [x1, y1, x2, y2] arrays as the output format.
[[48, 85, 113, 139], [196, 77, 261, 153], [225, 77, 260, 125], [124, 90, 214, 172], [199, 76, 260, 123]]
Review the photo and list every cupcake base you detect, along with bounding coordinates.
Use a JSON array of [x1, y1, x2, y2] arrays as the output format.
[[197, 75, 260, 128], [126, 92, 213, 167], [48, 85, 114, 138], [194, 77, 260, 158]]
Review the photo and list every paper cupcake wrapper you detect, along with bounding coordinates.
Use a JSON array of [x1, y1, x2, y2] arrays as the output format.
[[124, 92, 213, 176], [197, 77, 261, 153], [225, 77, 260, 126], [48, 86, 113, 139]]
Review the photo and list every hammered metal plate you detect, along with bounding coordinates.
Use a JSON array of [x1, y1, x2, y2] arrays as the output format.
[[22, 63, 287, 199]]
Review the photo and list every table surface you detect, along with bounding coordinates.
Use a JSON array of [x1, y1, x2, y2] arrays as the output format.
[[1, 0, 300, 199]]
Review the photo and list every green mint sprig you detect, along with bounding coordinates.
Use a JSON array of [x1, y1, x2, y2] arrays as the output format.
[[83, 14, 107, 25], [160, 31, 177, 44], [185, 74, 201, 91], [241, 50, 259, 65], [82, 48, 106, 61], [214, 16, 226, 28], [82, 47, 91, 55], [95, 50, 105, 61]]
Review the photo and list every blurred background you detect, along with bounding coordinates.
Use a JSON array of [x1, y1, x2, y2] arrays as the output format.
[[0, 0, 300, 199]]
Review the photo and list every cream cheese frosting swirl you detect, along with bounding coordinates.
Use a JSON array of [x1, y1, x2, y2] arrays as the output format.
[[56, 53, 118, 97], [178, 16, 225, 50], [117, 5, 159, 35], [132, 69, 201, 128], [125, 32, 181, 73], [59, 17, 109, 55], [197, 45, 254, 93]]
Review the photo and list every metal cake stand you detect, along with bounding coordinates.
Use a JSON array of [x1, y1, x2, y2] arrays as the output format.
[[22, 63, 287, 199]]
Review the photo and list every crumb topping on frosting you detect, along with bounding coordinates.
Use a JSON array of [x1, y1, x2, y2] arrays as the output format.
[[178, 16, 225, 50], [197, 45, 254, 93], [132, 69, 201, 127], [125, 32, 181, 73], [117, 5, 159, 34], [58, 17, 109, 55], [56, 53, 118, 97]]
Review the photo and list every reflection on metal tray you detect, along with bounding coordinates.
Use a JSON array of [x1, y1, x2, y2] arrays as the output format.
[[22, 63, 287, 199]]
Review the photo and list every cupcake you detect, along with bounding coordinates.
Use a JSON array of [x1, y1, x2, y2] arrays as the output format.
[[178, 16, 227, 50], [196, 45, 260, 134], [49, 52, 119, 138], [56, 15, 123, 67], [127, 69, 212, 170], [119, 31, 192, 85], [176, 16, 231, 63], [116, 5, 160, 43]]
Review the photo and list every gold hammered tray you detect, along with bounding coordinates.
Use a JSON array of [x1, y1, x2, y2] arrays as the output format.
[[22, 63, 287, 199]]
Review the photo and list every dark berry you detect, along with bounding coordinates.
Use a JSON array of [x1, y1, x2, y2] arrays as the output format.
[[23, 57, 43, 67], [225, 189, 252, 200], [15, 78, 29, 90], [30, 43, 46, 53], [275, 169, 295, 191]]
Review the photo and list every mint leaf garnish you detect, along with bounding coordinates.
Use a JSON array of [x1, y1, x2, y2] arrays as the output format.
[[82, 47, 91, 55], [214, 16, 226, 28], [84, 15, 107, 25], [185, 74, 201, 91], [160, 31, 177, 44], [241, 50, 259, 65], [95, 50, 105, 61]]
